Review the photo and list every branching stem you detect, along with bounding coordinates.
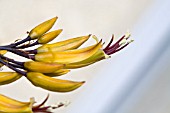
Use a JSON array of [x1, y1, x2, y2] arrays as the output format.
[[3, 36, 31, 48], [0, 59, 26, 76], [0, 46, 35, 60]]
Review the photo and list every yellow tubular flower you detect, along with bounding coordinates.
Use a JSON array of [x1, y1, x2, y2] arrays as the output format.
[[0, 94, 60, 113], [0, 72, 22, 85], [24, 61, 65, 73], [26, 72, 85, 92], [65, 50, 109, 69], [0, 15, 133, 113], [0, 94, 34, 113], [0, 105, 33, 113], [37, 34, 91, 53], [0, 94, 30, 107], [29, 17, 58, 39], [35, 40, 102, 64], [38, 29, 63, 44]]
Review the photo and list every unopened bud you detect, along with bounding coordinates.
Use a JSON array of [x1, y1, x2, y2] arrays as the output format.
[[38, 29, 63, 44], [24, 61, 64, 73], [29, 17, 58, 39]]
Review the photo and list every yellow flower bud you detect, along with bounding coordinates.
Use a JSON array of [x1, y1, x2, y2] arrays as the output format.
[[37, 35, 91, 53], [0, 94, 57, 113], [24, 61, 64, 73], [0, 72, 22, 85], [65, 50, 110, 69], [29, 17, 58, 39], [27, 72, 85, 92], [38, 29, 63, 44]]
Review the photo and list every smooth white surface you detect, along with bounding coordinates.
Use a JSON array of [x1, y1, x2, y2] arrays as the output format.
[[65, 0, 170, 113]]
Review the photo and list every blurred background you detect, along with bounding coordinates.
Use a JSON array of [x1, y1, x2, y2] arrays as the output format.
[[0, 0, 170, 113]]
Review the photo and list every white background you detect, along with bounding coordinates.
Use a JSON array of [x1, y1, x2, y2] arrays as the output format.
[[0, 0, 170, 113]]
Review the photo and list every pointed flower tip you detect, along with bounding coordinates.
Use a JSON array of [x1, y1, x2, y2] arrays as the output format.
[[29, 16, 59, 39], [102, 42, 105, 46], [59, 29, 63, 32], [99, 39, 103, 43], [29, 97, 36, 108], [125, 32, 131, 39], [92, 35, 99, 43], [111, 34, 114, 40], [88, 34, 92, 37], [57, 29, 63, 34], [82, 81, 86, 84], [52, 16, 58, 21]]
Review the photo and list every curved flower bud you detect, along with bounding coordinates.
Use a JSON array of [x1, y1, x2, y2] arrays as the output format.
[[26, 72, 85, 92], [29, 17, 58, 39], [0, 72, 22, 85], [38, 29, 63, 44], [24, 61, 64, 73], [0, 94, 64, 113], [37, 34, 91, 53]]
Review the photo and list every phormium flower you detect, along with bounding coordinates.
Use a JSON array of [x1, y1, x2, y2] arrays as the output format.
[[0, 17, 133, 113]]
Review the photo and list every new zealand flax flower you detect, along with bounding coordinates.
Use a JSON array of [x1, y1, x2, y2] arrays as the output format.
[[0, 17, 133, 112]]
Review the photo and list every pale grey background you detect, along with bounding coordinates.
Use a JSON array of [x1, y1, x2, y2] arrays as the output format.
[[1, 0, 170, 113]]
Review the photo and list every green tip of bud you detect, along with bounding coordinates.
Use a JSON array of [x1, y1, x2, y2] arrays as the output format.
[[92, 35, 99, 43]]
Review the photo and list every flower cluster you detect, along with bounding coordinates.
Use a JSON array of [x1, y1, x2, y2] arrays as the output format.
[[0, 17, 133, 112]]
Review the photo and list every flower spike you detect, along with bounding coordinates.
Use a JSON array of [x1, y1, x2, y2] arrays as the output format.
[[0, 16, 133, 112]]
